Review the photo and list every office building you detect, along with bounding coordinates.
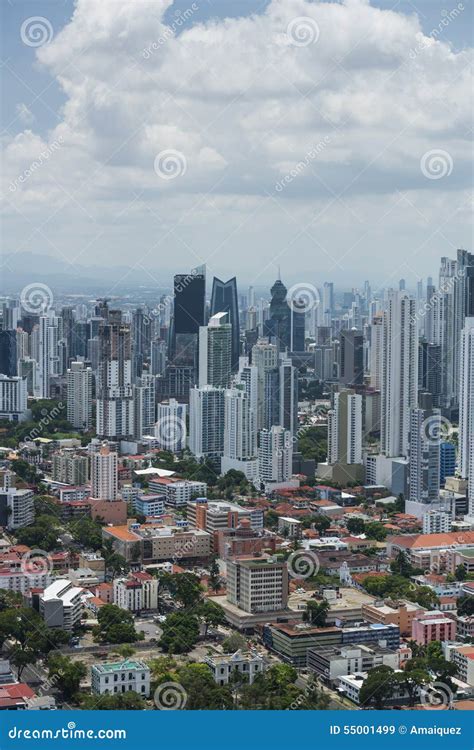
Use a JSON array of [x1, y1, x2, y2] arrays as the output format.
[[226, 558, 289, 614], [339, 329, 364, 386], [155, 399, 187, 451], [0, 330, 17, 376], [39, 579, 83, 631], [210, 276, 240, 371], [406, 393, 440, 514]]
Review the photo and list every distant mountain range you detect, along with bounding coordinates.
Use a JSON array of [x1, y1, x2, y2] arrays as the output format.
[[1, 252, 171, 293]]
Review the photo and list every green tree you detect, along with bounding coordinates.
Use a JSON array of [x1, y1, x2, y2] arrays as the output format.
[[167, 573, 203, 609], [81, 692, 145, 710], [347, 517, 366, 535], [222, 632, 247, 653], [176, 663, 233, 710], [359, 666, 398, 710], [196, 599, 225, 637], [303, 600, 329, 627], [397, 667, 430, 707], [93, 605, 141, 644], [48, 654, 87, 701], [454, 564, 467, 581], [0, 607, 68, 678], [208, 558, 221, 593], [159, 612, 200, 654]]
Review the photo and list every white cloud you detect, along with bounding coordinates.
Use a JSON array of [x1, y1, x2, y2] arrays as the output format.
[[1, 0, 472, 284]]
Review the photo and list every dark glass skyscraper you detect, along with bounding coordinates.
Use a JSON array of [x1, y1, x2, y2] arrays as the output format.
[[210, 276, 240, 370], [0, 331, 17, 376]]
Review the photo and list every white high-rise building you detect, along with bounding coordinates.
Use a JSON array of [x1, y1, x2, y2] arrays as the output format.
[[0, 375, 28, 422], [251, 340, 278, 431], [155, 399, 187, 452], [67, 361, 93, 430], [221, 384, 258, 481], [199, 312, 232, 388], [459, 317, 474, 517], [381, 291, 418, 458], [133, 374, 155, 438], [189, 385, 225, 465], [327, 389, 362, 465], [37, 312, 60, 398], [258, 425, 292, 485], [369, 314, 383, 390], [91, 443, 118, 501]]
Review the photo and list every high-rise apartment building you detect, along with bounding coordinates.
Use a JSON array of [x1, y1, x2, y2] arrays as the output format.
[[406, 393, 441, 516], [258, 425, 292, 486], [327, 389, 362, 465], [199, 312, 232, 388], [91, 443, 118, 501], [459, 317, 474, 517], [381, 291, 418, 458], [189, 385, 225, 466], [67, 361, 93, 430], [96, 320, 134, 440]]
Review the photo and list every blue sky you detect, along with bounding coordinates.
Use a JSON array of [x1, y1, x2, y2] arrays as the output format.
[[1, 0, 472, 288]]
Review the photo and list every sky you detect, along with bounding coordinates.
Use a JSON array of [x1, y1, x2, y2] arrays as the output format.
[[1, 0, 473, 292]]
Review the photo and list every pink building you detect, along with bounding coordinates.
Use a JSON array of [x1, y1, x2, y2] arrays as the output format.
[[412, 610, 456, 645]]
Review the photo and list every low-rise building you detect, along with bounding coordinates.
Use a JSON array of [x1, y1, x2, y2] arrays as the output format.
[[361, 599, 426, 637], [204, 650, 266, 686], [91, 661, 150, 697], [278, 516, 302, 539], [113, 571, 158, 612], [263, 621, 342, 667], [412, 610, 457, 645], [445, 645, 474, 686], [133, 493, 165, 518], [148, 477, 207, 508], [307, 643, 400, 685], [39, 579, 83, 631]]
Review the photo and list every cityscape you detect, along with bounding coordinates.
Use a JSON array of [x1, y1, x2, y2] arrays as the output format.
[[0, 255, 473, 712], [0, 0, 473, 722]]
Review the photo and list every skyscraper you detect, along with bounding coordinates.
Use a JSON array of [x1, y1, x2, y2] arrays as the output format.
[[91, 443, 118, 501], [172, 271, 205, 366], [96, 319, 134, 440], [0, 331, 17, 377], [258, 426, 292, 486], [327, 389, 363, 465], [459, 317, 474, 517], [199, 312, 232, 388], [37, 312, 60, 399], [406, 392, 441, 516], [381, 291, 418, 458], [210, 276, 240, 371], [221, 384, 258, 481], [67, 361, 93, 430], [251, 339, 278, 431], [339, 329, 364, 386], [189, 385, 225, 467]]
